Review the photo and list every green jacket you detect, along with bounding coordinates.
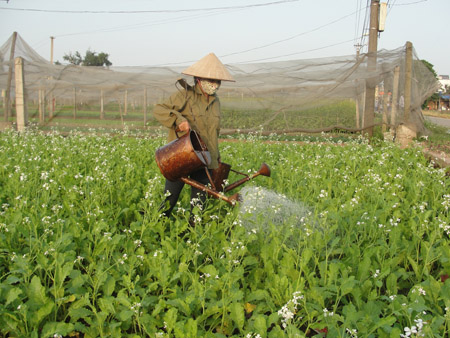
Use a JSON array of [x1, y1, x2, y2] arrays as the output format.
[[153, 79, 221, 169]]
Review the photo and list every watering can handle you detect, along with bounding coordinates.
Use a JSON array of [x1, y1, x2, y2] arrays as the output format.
[[175, 126, 209, 165]]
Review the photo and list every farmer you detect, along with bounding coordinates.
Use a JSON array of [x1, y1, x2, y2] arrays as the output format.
[[153, 53, 235, 219]]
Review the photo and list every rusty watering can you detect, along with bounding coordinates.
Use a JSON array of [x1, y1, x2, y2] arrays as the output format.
[[155, 130, 271, 205]]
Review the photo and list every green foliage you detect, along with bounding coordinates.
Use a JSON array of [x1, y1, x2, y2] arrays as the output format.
[[421, 59, 440, 109], [0, 129, 449, 337], [62, 49, 112, 67]]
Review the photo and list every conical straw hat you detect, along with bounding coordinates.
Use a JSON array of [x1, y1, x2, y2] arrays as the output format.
[[182, 53, 235, 82]]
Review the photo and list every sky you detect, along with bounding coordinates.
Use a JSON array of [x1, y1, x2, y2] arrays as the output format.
[[1, 0, 449, 76]]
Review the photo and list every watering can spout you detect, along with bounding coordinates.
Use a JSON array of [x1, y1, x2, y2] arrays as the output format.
[[223, 162, 271, 193]]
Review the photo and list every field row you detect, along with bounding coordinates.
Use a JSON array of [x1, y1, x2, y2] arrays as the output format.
[[0, 129, 449, 337]]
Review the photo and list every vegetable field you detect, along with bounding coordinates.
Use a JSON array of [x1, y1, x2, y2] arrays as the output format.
[[0, 129, 449, 337]]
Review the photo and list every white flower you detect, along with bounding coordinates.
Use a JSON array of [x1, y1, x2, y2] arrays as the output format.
[[400, 326, 417, 337]]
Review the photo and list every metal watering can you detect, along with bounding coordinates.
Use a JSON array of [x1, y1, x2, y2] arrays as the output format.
[[155, 130, 271, 205]]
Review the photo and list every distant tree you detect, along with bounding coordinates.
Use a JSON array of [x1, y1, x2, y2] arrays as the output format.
[[62, 49, 112, 67], [420, 59, 439, 109]]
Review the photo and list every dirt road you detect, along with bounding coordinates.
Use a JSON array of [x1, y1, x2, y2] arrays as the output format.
[[425, 116, 450, 130]]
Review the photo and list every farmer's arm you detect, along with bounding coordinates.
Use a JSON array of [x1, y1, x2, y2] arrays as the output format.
[[153, 91, 188, 129]]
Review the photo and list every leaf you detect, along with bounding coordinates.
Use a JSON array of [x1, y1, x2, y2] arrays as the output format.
[[41, 322, 75, 337], [98, 296, 115, 315], [166, 298, 191, 316], [31, 301, 54, 327], [252, 314, 267, 335], [200, 264, 218, 277], [249, 289, 270, 301], [185, 318, 198, 338], [27, 276, 49, 307], [102, 274, 116, 297], [64, 294, 76, 303], [117, 309, 134, 321], [386, 273, 398, 295], [339, 277, 357, 296], [68, 307, 93, 321], [243, 256, 259, 267], [5, 287, 22, 306], [57, 262, 74, 287], [229, 302, 245, 331], [407, 257, 420, 279], [357, 254, 371, 281], [164, 308, 178, 332], [244, 302, 257, 314]]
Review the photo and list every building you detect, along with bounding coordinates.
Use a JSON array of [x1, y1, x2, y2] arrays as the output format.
[[438, 75, 450, 92]]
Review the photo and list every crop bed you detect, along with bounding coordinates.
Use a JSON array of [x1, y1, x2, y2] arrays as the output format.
[[0, 129, 449, 337]]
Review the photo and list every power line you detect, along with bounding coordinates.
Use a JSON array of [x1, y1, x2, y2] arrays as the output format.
[[0, 0, 299, 14], [43, 2, 366, 64], [230, 38, 358, 64], [357, 0, 371, 53], [393, 0, 428, 6], [55, 8, 243, 38], [221, 7, 366, 58]]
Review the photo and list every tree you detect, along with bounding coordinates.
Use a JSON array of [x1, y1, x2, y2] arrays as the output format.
[[420, 59, 439, 109], [62, 49, 112, 67]]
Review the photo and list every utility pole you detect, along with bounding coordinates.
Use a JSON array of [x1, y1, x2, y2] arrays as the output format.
[[50, 36, 55, 64], [363, 0, 380, 138]]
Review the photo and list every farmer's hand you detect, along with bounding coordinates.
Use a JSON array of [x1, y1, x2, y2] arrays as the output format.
[[178, 121, 190, 132]]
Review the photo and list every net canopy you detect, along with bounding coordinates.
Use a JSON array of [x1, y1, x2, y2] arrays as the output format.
[[0, 32, 440, 136]]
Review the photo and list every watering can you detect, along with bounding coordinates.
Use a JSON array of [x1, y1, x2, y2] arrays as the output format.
[[155, 130, 270, 205]]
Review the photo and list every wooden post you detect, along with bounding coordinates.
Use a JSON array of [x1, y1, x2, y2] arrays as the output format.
[[48, 89, 54, 119], [382, 91, 388, 133], [4, 31, 17, 121], [143, 87, 147, 126], [391, 66, 400, 127], [363, 0, 379, 138], [404, 41, 413, 122], [361, 89, 366, 131], [73, 87, 77, 119], [2, 90, 5, 112], [38, 89, 45, 124], [100, 90, 104, 119], [15, 57, 28, 132], [355, 97, 360, 129], [124, 90, 128, 116]]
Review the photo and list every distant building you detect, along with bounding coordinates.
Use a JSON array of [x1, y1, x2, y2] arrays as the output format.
[[438, 75, 450, 93]]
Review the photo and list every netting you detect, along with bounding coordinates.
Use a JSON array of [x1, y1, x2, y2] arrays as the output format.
[[0, 33, 440, 136]]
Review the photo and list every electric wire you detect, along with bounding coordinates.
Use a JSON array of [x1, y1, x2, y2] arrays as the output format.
[[17, 0, 428, 68], [220, 8, 365, 58], [230, 38, 358, 64], [55, 8, 243, 38], [0, 0, 299, 14], [357, 0, 371, 53]]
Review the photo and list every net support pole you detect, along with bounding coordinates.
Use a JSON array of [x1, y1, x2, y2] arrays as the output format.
[[391, 66, 400, 127], [38, 89, 45, 124], [124, 90, 128, 116], [363, 0, 379, 138], [2, 90, 5, 113], [404, 41, 413, 122], [73, 87, 77, 119], [382, 92, 388, 133], [355, 97, 360, 129], [4, 31, 17, 122], [100, 90, 104, 119], [48, 90, 54, 119], [14, 57, 28, 132], [143, 87, 148, 126]]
